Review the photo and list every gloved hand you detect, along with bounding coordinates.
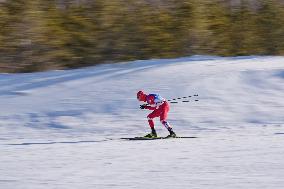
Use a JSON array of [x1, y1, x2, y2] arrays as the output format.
[[140, 104, 147, 109]]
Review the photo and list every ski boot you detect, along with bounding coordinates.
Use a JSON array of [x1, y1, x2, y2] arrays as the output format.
[[166, 128, 176, 138], [144, 128, 157, 138]]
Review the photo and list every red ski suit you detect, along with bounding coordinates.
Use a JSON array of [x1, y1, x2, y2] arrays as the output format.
[[141, 94, 170, 129], [145, 94, 170, 121]]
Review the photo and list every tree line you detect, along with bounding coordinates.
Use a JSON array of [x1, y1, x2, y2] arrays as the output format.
[[0, 0, 284, 73]]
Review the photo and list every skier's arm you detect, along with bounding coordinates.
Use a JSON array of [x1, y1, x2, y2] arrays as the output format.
[[145, 95, 157, 110], [145, 106, 156, 110], [140, 104, 156, 110]]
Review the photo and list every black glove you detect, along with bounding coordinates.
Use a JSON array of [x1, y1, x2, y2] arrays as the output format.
[[140, 104, 147, 109]]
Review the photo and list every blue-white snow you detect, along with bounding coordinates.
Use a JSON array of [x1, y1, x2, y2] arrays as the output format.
[[1, 56, 284, 189]]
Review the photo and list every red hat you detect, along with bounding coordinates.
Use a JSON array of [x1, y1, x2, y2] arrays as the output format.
[[137, 90, 146, 101]]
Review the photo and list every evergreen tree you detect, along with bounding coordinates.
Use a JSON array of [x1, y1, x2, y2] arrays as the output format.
[[1, 0, 284, 72], [254, 0, 284, 55], [0, 0, 28, 72], [202, 0, 232, 55]]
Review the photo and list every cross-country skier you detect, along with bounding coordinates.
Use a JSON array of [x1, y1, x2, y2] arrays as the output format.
[[137, 90, 176, 138]]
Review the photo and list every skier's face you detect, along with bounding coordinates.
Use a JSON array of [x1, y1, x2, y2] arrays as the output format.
[[137, 94, 146, 101]]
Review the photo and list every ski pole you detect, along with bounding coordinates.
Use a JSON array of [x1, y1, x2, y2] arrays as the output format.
[[141, 94, 199, 106], [168, 99, 199, 104], [167, 94, 199, 103]]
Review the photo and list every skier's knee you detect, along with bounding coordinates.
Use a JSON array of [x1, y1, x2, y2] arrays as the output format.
[[160, 120, 166, 124]]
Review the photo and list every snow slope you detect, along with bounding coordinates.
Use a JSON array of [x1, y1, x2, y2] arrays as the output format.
[[1, 56, 284, 189]]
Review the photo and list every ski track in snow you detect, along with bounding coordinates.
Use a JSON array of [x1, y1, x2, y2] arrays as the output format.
[[0, 56, 284, 189]]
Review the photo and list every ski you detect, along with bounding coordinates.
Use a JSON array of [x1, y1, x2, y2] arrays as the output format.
[[121, 136, 198, 140]]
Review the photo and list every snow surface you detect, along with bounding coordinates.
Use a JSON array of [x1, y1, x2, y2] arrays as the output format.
[[0, 56, 284, 189]]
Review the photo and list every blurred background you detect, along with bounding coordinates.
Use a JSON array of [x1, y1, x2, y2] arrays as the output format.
[[0, 0, 284, 73]]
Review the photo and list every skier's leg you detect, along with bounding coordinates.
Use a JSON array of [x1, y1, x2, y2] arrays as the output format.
[[160, 102, 170, 129], [146, 118, 156, 137], [147, 109, 160, 128], [161, 120, 176, 137], [161, 120, 172, 130], [147, 117, 155, 129], [160, 102, 176, 137], [146, 110, 160, 137]]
